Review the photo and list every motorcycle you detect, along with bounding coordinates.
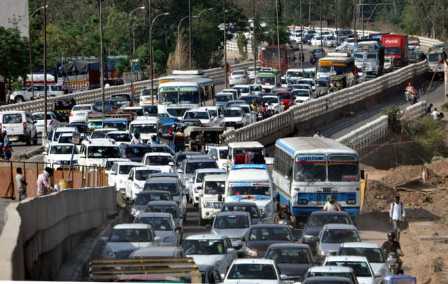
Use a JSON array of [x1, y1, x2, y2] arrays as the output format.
[[386, 251, 401, 274]]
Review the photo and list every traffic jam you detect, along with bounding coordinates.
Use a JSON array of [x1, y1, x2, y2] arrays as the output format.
[[9, 27, 422, 284]]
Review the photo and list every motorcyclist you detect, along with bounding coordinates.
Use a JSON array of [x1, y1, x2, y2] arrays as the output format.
[[382, 232, 403, 272]]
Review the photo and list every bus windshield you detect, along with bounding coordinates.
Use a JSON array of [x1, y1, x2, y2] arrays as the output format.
[[229, 184, 271, 196], [256, 76, 275, 85], [159, 86, 200, 104], [328, 154, 359, 182], [294, 155, 326, 182], [232, 148, 265, 164]]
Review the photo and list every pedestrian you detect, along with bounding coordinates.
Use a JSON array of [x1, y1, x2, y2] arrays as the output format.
[[323, 195, 342, 212], [15, 167, 27, 201], [130, 132, 142, 144], [2, 130, 12, 160], [37, 167, 53, 197], [389, 195, 405, 240]]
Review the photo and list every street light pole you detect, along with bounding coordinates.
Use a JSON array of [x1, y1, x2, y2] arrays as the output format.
[[188, 0, 192, 69], [252, 0, 257, 81], [43, 0, 48, 144], [98, 0, 105, 117], [223, 0, 228, 88], [275, 0, 281, 72], [149, 12, 170, 105], [129, 6, 145, 57]]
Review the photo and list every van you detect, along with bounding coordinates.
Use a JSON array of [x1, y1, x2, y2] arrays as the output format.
[[0, 111, 37, 144], [199, 175, 227, 225], [225, 165, 275, 223]]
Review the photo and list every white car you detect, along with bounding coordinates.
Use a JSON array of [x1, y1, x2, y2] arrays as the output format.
[[191, 168, 226, 206], [223, 258, 282, 284], [90, 128, 119, 140], [207, 145, 229, 169], [78, 138, 122, 167], [102, 223, 158, 259], [324, 255, 378, 284], [143, 152, 174, 173], [129, 117, 159, 143], [32, 112, 60, 136], [183, 108, 213, 126], [305, 266, 359, 284], [125, 166, 163, 200], [0, 111, 38, 145], [310, 36, 323, 46], [199, 175, 226, 224], [292, 88, 313, 103], [108, 161, 142, 190], [233, 85, 251, 97], [323, 35, 337, 47], [183, 233, 238, 279], [105, 131, 132, 145], [10, 84, 64, 103], [229, 70, 249, 86], [69, 104, 95, 123], [44, 143, 78, 168], [50, 127, 79, 143], [339, 242, 387, 278], [221, 107, 247, 129]]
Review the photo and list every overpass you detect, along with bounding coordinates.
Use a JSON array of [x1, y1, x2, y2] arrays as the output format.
[[0, 29, 444, 280]]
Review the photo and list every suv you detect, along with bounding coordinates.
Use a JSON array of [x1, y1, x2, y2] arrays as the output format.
[[199, 175, 226, 225], [10, 84, 64, 103], [0, 111, 37, 144]]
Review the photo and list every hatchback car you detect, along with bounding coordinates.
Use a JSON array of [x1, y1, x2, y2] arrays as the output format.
[[212, 211, 251, 249], [134, 212, 181, 246], [318, 224, 361, 257]]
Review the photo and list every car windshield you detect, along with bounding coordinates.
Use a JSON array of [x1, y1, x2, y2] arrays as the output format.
[[182, 239, 226, 255], [308, 214, 352, 227], [103, 121, 127, 131], [214, 215, 249, 229], [223, 109, 242, 117], [49, 145, 75, 155], [328, 155, 359, 182], [146, 205, 178, 218], [135, 169, 161, 181], [166, 108, 189, 117], [321, 229, 360, 243], [107, 133, 131, 142], [227, 264, 277, 280], [204, 181, 225, 195], [131, 124, 157, 134], [184, 111, 209, 120], [119, 165, 137, 175], [294, 156, 326, 182], [222, 204, 260, 219], [135, 192, 171, 205], [144, 182, 178, 195], [123, 146, 152, 160], [87, 146, 121, 158], [326, 261, 372, 277], [256, 76, 275, 85], [145, 155, 172, 166], [339, 247, 385, 263], [217, 94, 233, 102], [186, 161, 217, 174], [248, 227, 293, 241], [229, 185, 270, 196], [135, 217, 173, 231], [266, 248, 310, 264], [219, 149, 229, 159], [293, 90, 310, 97], [33, 113, 53, 120], [3, 114, 22, 124], [109, 228, 153, 242]]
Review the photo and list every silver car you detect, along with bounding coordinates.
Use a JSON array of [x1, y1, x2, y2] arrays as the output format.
[[134, 212, 181, 246], [318, 224, 361, 257], [212, 211, 251, 250]]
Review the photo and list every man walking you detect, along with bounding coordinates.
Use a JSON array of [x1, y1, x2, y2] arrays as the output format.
[[15, 167, 27, 201], [37, 167, 53, 197], [389, 195, 405, 240]]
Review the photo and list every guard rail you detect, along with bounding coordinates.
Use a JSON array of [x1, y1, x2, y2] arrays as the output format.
[[223, 60, 429, 144], [0, 62, 253, 113]]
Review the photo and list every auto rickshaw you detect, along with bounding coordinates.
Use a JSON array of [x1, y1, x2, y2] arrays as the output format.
[[184, 126, 225, 152]]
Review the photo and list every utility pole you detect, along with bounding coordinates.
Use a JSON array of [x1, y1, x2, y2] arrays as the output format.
[[275, 0, 281, 73], [188, 0, 192, 69], [43, 0, 48, 143], [252, 0, 257, 81], [319, 0, 323, 49], [98, 0, 105, 117], [223, 0, 228, 88], [308, 0, 311, 26]]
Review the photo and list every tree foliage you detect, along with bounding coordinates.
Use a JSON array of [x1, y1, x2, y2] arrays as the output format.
[[0, 27, 28, 83]]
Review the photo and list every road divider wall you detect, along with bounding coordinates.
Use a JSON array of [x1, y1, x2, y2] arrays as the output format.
[[0, 187, 116, 280]]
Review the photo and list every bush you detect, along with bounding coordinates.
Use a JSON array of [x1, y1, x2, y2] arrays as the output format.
[[384, 106, 401, 133]]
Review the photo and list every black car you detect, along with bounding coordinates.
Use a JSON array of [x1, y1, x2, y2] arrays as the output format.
[[119, 144, 155, 162], [221, 202, 262, 224], [302, 211, 354, 253], [242, 224, 299, 257], [264, 243, 314, 283]]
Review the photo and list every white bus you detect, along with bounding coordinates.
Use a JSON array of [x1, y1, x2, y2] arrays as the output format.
[[272, 137, 360, 221]]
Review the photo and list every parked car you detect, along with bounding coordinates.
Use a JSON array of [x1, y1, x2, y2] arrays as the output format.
[[183, 233, 238, 279]]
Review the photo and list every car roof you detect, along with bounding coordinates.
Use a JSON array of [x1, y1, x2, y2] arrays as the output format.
[[83, 138, 117, 146], [115, 161, 142, 167], [232, 258, 275, 265], [185, 233, 226, 240], [325, 255, 369, 262], [310, 211, 351, 217], [308, 266, 354, 273], [144, 152, 172, 157], [267, 243, 311, 250], [195, 168, 226, 174], [135, 212, 172, 218], [147, 200, 177, 206], [227, 168, 270, 182], [228, 141, 264, 148], [185, 158, 215, 163], [339, 242, 381, 249], [322, 224, 358, 230], [113, 223, 151, 230], [146, 177, 177, 183], [249, 224, 289, 229], [204, 175, 227, 182], [130, 117, 158, 124], [216, 211, 250, 217], [55, 127, 78, 132]]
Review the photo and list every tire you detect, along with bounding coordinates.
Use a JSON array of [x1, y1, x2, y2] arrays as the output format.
[[14, 96, 24, 103]]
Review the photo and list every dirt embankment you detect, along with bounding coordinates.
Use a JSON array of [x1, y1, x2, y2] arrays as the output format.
[[366, 159, 448, 283]]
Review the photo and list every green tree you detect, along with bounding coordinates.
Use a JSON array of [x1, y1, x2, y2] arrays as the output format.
[[0, 27, 28, 84]]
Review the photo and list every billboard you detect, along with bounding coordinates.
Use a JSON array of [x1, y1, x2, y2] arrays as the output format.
[[0, 0, 29, 36]]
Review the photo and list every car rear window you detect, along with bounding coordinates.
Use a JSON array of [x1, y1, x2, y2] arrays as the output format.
[[3, 114, 22, 124]]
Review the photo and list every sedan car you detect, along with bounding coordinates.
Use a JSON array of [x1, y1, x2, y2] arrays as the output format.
[[229, 70, 249, 86], [264, 243, 314, 283], [242, 224, 298, 257], [223, 258, 282, 284], [305, 266, 359, 284], [134, 212, 181, 246], [212, 211, 251, 249], [130, 190, 172, 218], [221, 202, 262, 224], [338, 242, 387, 278], [145, 200, 183, 227], [318, 224, 361, 258]]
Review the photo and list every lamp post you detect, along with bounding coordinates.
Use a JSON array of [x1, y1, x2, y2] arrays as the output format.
[[275, 0, 281, 72], [149, 12, 170, 105], [223, 0, 228, 88], [42, 0, 48, 144], [28, 5, 47, 103], [98, 0, 105, 117]]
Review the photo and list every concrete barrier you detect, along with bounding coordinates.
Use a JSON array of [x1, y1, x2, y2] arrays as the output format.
[[0, 187, 116, 280]]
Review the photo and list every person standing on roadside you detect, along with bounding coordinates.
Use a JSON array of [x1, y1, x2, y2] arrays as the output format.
[[37, 167, 53, 196], [15, 167, 27, 201], [389, 195, 405, 240]]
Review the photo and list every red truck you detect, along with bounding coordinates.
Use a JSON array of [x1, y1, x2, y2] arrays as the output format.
[[381, 34, 408, 68]]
